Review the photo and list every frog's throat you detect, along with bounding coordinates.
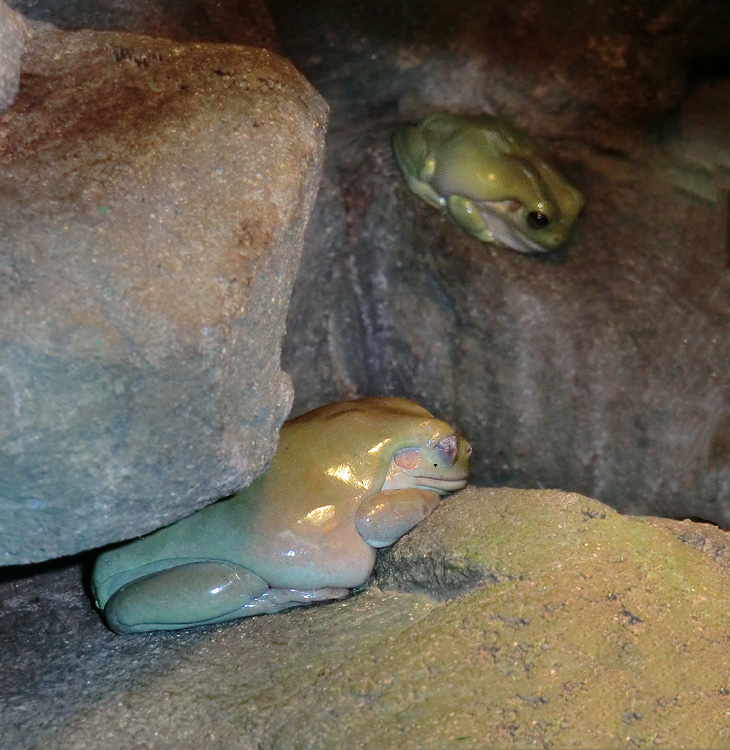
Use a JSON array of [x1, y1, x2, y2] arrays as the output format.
[[474, 200, 556, 253], [412, 474, 469, 495]]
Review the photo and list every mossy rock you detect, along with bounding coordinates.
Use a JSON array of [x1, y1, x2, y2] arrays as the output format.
[[28, 488, 730, 749]]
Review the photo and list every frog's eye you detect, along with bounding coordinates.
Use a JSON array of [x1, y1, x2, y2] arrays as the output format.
[[433, 434, 458, 466], [527, 211, 550, 229]]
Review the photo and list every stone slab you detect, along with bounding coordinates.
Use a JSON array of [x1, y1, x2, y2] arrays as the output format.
[[0, 26, 328, 563]]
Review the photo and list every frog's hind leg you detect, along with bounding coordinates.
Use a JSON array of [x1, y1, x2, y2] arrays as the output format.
[[102, 561, 269, 634], [392, 125, 446, 210]]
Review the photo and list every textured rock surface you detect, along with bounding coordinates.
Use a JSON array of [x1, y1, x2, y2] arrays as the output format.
[[8, 0, 277, 49], [0, 1, 27, 113], [267, 0, 729, 143], [4, 488, 730, 749], [1, 2, 728, 747], [278, 0, 730, 526], [0, 26, 328, 563]]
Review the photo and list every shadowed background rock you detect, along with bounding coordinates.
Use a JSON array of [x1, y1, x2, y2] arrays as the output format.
[[0, 24, 328, 563], [277, 0, 730, 526]]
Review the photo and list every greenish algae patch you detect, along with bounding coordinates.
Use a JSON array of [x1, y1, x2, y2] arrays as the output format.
[[373, 488, 730, 748], [45, 488, 730, 749]]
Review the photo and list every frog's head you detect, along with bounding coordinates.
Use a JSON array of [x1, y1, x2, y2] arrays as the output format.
[[398, 112, 585, 254], [382, 424, 472, 495], [442, 153, 585, 254], [475, 172, 585, 254]]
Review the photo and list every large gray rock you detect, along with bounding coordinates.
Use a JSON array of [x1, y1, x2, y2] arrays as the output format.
[[0, 26, 328, 564], [0, 1, 27, 113], [4, 487, 730, 748], [279, 0, 730, 526]]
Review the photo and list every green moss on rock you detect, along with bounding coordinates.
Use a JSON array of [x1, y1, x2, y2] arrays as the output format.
[[32, 488, 730, 749]]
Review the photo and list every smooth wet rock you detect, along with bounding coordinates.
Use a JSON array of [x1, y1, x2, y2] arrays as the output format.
[[4, 487, 730, 748], [0, 26, 328, 563], [0, 1, 27, 113]]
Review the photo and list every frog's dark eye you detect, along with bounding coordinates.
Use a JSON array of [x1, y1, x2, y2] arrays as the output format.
[[433, 434, 458, 466], [527, 211, 550, 229]]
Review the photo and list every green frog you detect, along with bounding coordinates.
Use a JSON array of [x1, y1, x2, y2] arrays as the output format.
[[393, 112, 584, 252], [92, 397, 472, 633]]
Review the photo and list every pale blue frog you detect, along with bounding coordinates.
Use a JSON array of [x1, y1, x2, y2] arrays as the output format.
[[92, 397, 472, 633]]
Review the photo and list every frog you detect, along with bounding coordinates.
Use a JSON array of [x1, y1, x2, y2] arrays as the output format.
[[92, 397, 472, 633], [392, 112, 584, 253]]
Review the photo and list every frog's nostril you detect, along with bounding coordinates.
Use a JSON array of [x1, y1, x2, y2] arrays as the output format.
[[465, 442, 473, 456]]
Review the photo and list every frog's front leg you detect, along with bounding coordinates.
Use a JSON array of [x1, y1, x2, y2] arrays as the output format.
[[354, 488, 443, 548], [446, 195, 496, 243], [102, 561, 269, 634]]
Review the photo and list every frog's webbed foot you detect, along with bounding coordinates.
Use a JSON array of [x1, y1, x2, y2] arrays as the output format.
[[103, 561, 269, 634], [242, 587, 351, 616]]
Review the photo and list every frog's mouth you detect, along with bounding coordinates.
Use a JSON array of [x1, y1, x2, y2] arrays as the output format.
[[413, 475, 469, 494], [478, 201, 554, 254]]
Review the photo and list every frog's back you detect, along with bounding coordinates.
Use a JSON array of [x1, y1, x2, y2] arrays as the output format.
[[418, 112, 509, 148], [273, 398, 438, 493]]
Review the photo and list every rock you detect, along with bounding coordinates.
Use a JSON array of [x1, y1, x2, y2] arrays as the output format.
[[285, 121, 730, 524], [0, 1, 27, 113], [278, 3, 730, 526], [8, 0, 278, 49], [638, 514, 730, 577], [0, 26, 328, 564], [267, 0, 728, 143], [4, 487, 730, 748]]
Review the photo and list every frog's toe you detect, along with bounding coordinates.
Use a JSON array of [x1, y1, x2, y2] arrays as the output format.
[[103, 561, 269, 634], [240, 587, 352, 616]]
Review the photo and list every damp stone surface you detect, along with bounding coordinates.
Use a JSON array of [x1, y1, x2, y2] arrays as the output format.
[[0, 25, 328, 563]]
